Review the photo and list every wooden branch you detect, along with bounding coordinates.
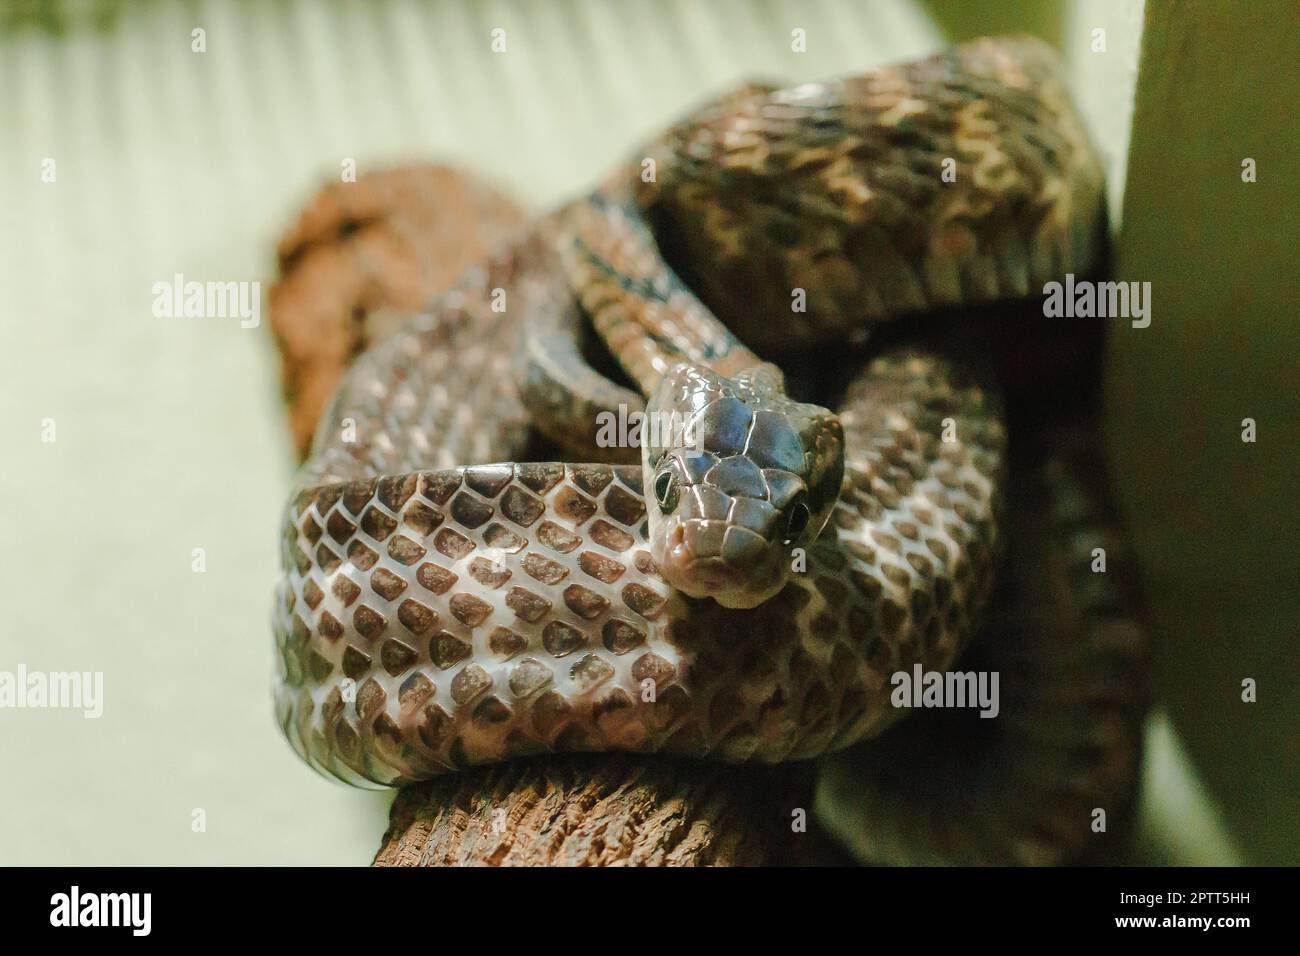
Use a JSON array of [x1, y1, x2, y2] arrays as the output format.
[[269, 164, 526, 458], [373, 755, 849, 867]]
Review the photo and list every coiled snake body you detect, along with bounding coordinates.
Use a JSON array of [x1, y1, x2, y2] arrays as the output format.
[[273, 37, 1147, 864]]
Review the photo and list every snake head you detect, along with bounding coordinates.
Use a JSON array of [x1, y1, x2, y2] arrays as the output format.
[[643, 362, 844, 609]]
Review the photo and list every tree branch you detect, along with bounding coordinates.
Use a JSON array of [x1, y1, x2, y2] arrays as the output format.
[[373, 755, 849, 866]]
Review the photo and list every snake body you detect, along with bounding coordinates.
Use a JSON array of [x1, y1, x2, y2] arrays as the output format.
[[273, 37, 1144, 863]]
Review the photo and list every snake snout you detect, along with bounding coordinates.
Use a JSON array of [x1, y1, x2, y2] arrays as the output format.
[[658, 494, 787, 608]]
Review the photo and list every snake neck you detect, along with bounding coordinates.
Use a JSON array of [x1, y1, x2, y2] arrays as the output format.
[[559, 175, 844, 609], [560, 178, 764, 399]]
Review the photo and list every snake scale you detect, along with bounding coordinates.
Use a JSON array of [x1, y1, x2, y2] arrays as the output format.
[[272, 37, 1147, 864]]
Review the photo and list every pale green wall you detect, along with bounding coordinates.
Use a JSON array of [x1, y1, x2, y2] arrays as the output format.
[[926, 0, 1298, 866], [1, 0, 1291, 865], [1105, 1, 1299, 868]]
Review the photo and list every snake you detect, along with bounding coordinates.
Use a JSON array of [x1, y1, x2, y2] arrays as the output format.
[[272, 36, 1148, 864]]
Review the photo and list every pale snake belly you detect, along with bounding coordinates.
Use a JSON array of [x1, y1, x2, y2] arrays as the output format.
[[272, 36, 1147, 864]]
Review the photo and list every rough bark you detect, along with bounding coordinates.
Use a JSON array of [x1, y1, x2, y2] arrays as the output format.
[[373, 755, 850, 866], [269, 164, 526, 458]]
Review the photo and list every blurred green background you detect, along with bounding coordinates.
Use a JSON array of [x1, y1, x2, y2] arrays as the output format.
[[1, 0, 1293, 865]]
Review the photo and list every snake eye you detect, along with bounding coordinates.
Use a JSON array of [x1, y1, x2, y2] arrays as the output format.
[[781, 495, 810, 546], [654, 469, 680, 514]]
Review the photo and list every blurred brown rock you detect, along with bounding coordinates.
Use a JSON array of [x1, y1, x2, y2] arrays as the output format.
[[268, 164, 526, 457]]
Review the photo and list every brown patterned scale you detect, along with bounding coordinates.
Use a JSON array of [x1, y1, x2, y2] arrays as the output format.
[[276, 346, 1004, 787]]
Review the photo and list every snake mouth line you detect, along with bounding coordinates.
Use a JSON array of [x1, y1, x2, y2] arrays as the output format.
[[659, 521, 779, 608], [663, 522, 740, 588]]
